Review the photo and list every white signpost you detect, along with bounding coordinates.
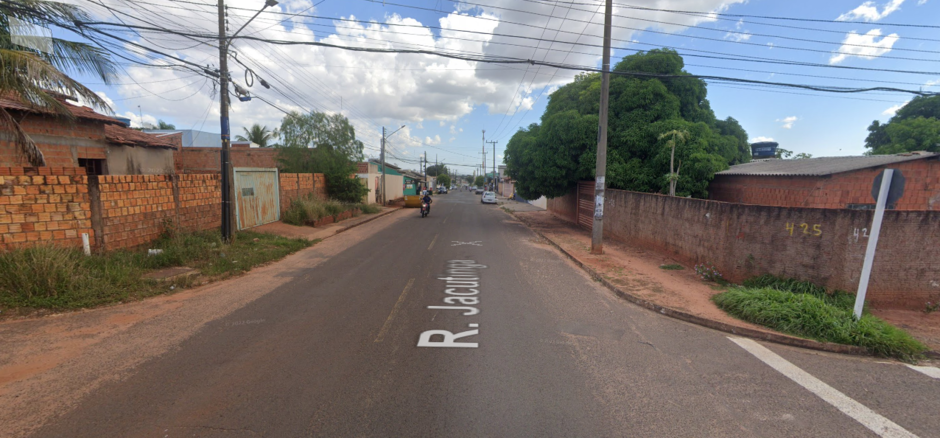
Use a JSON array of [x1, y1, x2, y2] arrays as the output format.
[[853, 169, 894, 319]]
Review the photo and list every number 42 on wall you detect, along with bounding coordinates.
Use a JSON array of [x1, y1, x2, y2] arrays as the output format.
[[785, 222, 822, 236]]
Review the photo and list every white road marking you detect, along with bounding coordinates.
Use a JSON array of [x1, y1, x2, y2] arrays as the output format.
[[451, 241, 482, 246], [374, 278, 415, 343], [729, 337, 919, 438], [906, 364, 940, 379], [428, 234, 438, 251]]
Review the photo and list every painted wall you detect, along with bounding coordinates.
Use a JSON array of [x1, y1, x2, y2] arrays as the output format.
[[106, 145, 175, 175], [549, 183, 940, 310]]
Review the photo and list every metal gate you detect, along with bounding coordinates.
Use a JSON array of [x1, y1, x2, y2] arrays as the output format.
[[577, 181, 595, 231], [234, 168, 280, 230]]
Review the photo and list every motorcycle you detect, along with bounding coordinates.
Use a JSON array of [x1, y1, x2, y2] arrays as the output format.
[[420, 202, 429, 218]]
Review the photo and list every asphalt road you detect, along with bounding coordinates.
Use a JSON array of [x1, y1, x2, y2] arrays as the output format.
[[31, 190, 940, 437]]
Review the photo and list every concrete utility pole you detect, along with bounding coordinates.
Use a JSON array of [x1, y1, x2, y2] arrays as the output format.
[[487, 140, 497, 191], [217, 0, 233, 241], [217, 0, 277, 242], [381, 126, 385, 204], [482, 130, 486, 187], [590, 0, 613, 255]]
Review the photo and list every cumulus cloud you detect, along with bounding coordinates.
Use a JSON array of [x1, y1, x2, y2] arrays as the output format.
[[882, 101, 909, 116], [829, 29, 898, 64], [837, 0, 905, 21], [79, 0, 748, 152], [749, 136, 775, 143], [724, 18, 751, 42], [776, 116, 798, 129], [424, 135, 442, 145], [925, 79, 940, 88]]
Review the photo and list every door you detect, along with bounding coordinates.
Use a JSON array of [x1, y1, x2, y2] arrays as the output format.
[[234, 168, 280, 230]]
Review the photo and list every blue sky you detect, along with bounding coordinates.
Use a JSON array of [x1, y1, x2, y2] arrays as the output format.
[[60, 0, 940, 174]]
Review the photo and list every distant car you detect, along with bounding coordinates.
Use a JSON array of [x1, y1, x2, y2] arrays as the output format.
[[481, 191, 497, 204], [475, 187, 484, 194], [438, 187, 448, 194]]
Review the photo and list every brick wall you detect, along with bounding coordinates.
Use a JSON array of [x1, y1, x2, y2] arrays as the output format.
[[176, 174, 222, 233], [709, 158, 940, 210], [96, 175, 176, 250], [0, 167, 93, 250], [175, 147, 278, 174], [549, 184, 940, 310], [1, 113, 109, 167], [278, 173, 327, 213]]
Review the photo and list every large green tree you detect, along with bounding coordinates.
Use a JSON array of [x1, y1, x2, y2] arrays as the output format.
[[425, 163, 448, 177], [504, 49, 749, 199], [865, 95, 940, 155], [0, 0, 116, 165], [276, 111, 368, 203]]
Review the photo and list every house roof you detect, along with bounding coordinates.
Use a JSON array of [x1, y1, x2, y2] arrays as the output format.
[[105, 124, 180, 149], [0, 95, 123, 125], [717, 152, 938, 177]]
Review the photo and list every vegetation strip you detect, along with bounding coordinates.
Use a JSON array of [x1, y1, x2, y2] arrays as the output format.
[[0, 230, 312, 313]]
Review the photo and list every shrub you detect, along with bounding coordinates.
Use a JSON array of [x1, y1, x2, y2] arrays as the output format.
[[713, 287, 927, 361], [744, 274, 857, 311], [360, 203, 382, 214]]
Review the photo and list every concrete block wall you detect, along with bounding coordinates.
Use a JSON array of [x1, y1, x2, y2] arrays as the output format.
[[0, 167, 93, 250], [548, 184, 940, 310]]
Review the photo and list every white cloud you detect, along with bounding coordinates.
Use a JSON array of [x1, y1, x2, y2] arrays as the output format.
[[829, 29, 898, 64], [925, 79, 940, 88], [78, 0, 749, 150], [749, 136, 775, 143], [449, 136, 456, 142], [424, 135, 442, 145], [882, 101, 909, 116], [724, 31, 751, 42], [767, 42, 775, 49], [918, 0, 928, 4], [449, 125, 458, 134], [837, 0, 905, 21], [776, 116, 798, 129]]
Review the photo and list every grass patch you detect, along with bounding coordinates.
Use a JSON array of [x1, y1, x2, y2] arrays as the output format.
[[660, 264, 684, 270], [359, 203, 382, 214], [282, 195, 369, 226], [0, 230, 311, 311], [713, 287, 927, 361], [743, 274, 857, 311]]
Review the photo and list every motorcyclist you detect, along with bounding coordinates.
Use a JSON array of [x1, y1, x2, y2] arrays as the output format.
[[422, 191, 433, 215]]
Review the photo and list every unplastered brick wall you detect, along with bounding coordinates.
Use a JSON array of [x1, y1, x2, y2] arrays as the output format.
[[709, 158, 940, 210], [175, 147, 278, 174], [0, 167, 92, 250], [549, 184, 940, 310], [278, 173, 327, 213], [0, 112, 109, 167], [94, 174, 222, 250], [95, 174, 177, 250]]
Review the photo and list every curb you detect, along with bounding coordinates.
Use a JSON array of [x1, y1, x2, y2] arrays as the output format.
[[507, 211, 872, 357], [332, 207, 401, 237]]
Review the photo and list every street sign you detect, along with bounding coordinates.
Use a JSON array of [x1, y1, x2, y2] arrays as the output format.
[[871, 169, 905, 209]]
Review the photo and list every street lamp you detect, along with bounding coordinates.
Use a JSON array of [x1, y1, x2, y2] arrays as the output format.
[[381, 124, 405, 205], [217, 0, 277, 242]]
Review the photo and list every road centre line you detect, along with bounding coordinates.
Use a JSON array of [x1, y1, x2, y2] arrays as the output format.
[[729, 337, 919, 438], [374, 278, 415, 343], [905, 364, 940, 379], [428, 234, 439, 251]]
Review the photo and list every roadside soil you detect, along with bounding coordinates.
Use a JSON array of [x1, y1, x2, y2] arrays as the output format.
[[510, 209, 940, 356], [0, 208, 410, 438]]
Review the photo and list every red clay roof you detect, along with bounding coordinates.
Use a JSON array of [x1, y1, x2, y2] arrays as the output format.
[[0, 95, 122, 125], [104, 124, 179, 149]]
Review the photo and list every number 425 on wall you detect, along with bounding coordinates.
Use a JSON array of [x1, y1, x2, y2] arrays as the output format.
[[785, 222, 822, 236]]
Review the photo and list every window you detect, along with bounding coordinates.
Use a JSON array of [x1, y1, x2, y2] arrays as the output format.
[[78, 158, 107, 175]]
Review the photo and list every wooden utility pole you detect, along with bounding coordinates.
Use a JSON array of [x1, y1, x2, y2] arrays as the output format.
[[590, 0, 613, 255], [217, 0, 233, 242]]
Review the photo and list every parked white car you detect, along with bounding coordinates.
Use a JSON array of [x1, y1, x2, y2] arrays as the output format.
[[481, 191, 497, 204]]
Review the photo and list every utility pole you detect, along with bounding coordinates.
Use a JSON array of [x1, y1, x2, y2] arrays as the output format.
[[216, 0, 276, 242], [591, 0, 613, 255], [481, 130, 486, 187], [380, 126, 386, 205], [217, 0, 233, 242], [487, 140, 497, 192]]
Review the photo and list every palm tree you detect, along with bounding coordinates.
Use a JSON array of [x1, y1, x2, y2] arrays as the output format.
[[0, 0, 116, 166], [658, 129, 689, 196], [236, 123, 278, 147], [157, 120, 176, 130]]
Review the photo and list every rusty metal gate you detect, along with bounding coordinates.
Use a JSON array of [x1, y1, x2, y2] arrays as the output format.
[[234, 168, 280, 230], [577, 181, 595, 231]]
